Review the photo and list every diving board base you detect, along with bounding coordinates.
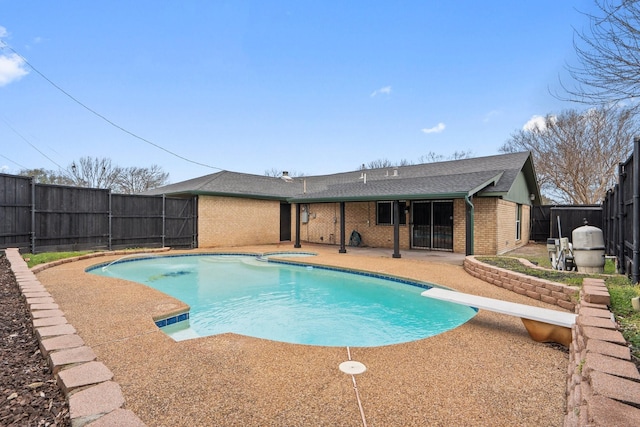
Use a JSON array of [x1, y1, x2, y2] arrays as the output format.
[[520, 318, 572, 347], [421, 287, 577, 347]]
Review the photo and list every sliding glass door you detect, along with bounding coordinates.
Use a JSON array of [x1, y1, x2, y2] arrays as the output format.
[[411, 201, 453, 250]]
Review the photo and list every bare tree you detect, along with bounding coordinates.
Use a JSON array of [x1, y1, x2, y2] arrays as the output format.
[[359, 159, 394, 170], [359, 152, 472, 170], [500, 106, 637, 204], [19, 168, 73, 185], [68, 157, 122, 189], [115, 165, 169, 194], [418, 150, 473, 163], [561, 0, 640, 108], [264, 168, 305, 177]]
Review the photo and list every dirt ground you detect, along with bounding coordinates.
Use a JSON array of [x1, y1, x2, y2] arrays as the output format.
[[0, 255, 70, 426]]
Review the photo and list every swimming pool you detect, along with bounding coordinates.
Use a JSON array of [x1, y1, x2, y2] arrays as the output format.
[[89, 254, 476, 347]]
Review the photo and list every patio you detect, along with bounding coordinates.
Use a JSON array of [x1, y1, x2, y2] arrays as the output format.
[[34, 244, 568, 426]]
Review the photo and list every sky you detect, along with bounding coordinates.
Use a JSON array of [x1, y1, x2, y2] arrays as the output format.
[[1, 0, 599, 184]]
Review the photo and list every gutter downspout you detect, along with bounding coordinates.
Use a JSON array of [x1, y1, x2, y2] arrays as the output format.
[[465, 195, 474, 256]]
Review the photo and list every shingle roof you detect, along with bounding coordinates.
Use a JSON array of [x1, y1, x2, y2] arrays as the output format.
[[144, 151, 538, 202]]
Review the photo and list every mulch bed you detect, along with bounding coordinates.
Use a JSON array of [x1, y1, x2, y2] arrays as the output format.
[[0, 254, 70, 426]]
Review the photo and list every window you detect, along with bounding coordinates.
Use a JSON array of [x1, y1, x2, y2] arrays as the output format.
[[376, 201, 406, 225], [515, 204, 522, 241]]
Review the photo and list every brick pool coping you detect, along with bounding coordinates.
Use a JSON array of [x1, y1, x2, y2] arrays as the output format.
[[464, 256, 640, 426], [4, 248, 158, 427]]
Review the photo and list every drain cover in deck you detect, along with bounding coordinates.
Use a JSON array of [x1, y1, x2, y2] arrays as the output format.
[[339, 361, 366, 375]]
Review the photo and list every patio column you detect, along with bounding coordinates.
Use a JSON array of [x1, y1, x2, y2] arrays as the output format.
[[339, 201, 347, 253], [294, 203, 301, 248], [393, 200, 401, 258], [465, 195, 474, 255]]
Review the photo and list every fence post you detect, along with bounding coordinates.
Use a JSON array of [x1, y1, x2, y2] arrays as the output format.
[[633, 137, 640, 283], [30, 178, 36, 254], [192, 196, 198, 249], [108, 191, 112, 251], [162, 194, 166, 248], [618, 163, 626, 275]]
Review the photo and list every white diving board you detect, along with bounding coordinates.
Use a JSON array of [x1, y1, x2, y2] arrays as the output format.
[[421, 287, 577, 346]]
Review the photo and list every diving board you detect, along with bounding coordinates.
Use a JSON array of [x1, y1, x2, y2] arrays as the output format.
[[421, 287, 577, 346]]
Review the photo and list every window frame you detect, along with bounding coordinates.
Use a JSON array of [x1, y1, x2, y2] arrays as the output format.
[[376, 201, 407, 226], [515, 203, 522, 241]]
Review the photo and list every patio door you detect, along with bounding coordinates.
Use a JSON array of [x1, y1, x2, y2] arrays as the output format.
[[280, 203, 291, 241], [411, 201, 453, 250]]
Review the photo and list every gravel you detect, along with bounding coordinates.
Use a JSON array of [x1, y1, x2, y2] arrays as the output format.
[[0, 254, 70, 427]]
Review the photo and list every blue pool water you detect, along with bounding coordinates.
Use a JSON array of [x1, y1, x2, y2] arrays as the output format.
[[88, 254, 476, 347]]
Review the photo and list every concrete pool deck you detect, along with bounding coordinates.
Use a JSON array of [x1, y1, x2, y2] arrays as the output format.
[[34, 244, 569, 426]]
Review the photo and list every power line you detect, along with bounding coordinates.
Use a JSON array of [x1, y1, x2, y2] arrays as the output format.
[[1, 41, 224, 171], [1, 115, 67, 171], [0, 152, 28, 170]]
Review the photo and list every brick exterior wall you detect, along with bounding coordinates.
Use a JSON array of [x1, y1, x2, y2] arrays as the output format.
[[495, 199, 531, 255], [197, 195, 531, 255], [300, 202, 411, 248], [473, 198, 531, 255], [453, 199, 466, 254], [198, 196, 282, 247], [472, 198, 497, 255]]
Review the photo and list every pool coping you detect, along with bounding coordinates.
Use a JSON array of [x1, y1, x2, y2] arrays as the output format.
[[11, 245, 575, 426], [85, 251, 471, 340]]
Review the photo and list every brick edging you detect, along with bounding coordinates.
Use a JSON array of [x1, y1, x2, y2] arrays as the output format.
[[4, 248, 149, 427], [463, 256, 578, 311], [464, 256, 640, 426], [565, 278, 640, 426]]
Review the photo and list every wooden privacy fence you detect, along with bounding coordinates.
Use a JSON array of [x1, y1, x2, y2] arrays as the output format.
[[602, 137, 640, 283], [530, 205, 603, 243], [0, 173, 197, 253]]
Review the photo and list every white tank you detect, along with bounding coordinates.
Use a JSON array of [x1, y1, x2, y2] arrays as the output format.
[[572, 224, 605, 273]]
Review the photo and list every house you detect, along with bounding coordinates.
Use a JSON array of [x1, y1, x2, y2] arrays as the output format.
[[144, 151, 540, 256]]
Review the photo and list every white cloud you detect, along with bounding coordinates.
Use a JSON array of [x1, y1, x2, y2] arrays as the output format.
[[523, 115, 555, 131], [0, 26, 29, 86], [370, 85, 392, 97], [421, 122, 446, 134], [483, 110, 501, 123], [0, 53, 29, 86]]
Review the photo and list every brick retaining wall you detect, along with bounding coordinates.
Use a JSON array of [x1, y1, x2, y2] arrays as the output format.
[[463, 256, 579, 311], [564, 278, 640, 426], [464, 256, 640, 426]]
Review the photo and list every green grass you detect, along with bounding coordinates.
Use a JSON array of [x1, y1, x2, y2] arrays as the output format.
[[477, 257, 585, 286], [22, 251, 93, 268], [606, 277, 640, 360]]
